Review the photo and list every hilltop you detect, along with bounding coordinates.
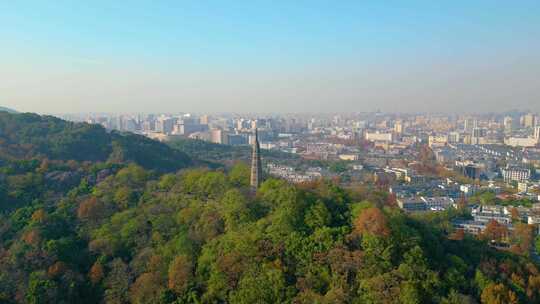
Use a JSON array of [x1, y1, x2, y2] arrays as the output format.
[[0, 111, 192, 172]]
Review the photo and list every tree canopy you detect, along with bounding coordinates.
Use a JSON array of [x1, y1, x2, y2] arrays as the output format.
[[0, 113, 539, 303]]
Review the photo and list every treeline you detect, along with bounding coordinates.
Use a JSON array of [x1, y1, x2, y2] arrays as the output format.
[[0, 162, 539, 303]]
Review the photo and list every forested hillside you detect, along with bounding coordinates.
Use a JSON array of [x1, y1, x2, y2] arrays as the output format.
[[0, 112, 192, 170], [0, 112, 192, 212], [0, 113, 539, 303], [1, 163, 538, 303]]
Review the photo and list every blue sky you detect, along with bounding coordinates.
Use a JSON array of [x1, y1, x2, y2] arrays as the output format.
[[1, 1, 540, 113]]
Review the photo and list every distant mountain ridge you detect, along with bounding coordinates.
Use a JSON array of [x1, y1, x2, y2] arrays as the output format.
[[0, 106, 17, 113], [0, 111, 192, 172]]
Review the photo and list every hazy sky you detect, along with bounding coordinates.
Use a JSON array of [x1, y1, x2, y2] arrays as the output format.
[[1, 1, 540, 114]]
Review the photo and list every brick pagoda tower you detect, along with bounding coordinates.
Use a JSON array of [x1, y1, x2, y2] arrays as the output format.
[[250, 128, 263, 190]]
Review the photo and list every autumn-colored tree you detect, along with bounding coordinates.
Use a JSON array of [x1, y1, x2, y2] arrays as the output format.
[[147, 254, 166, 274], [527, 275, 540, 301], [415, 145, 437, 175], [217, 251, 246, 289], [77, 196, 103, 221], [385, 193, 397, 207], [89, 262, 104, 284], [22, 229, 41, 246], [510, 208, 520, 222], [480, 283, 518, 304], [448, 229, 465, 241], [37, 159, 49, 173], [354, 207, 390, 237], [525, 262, 539, 276], [88, 238, 117, 257], [168, 255, 193, 294], [326, 247, 363, 279], [481, 220, 508, 243], [47, 261, 67, 278], [129, 272, 165, 304], [510, 223, 534, 256], [31, 209, 47, 223], [510, 273, 525, 289]]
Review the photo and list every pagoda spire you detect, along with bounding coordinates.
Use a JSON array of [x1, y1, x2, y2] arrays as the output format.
[[250, 128, 263, 190]]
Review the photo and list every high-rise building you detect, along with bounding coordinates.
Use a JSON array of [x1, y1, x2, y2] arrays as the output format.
[[534, 126, 540, 143], [463, 164, 482, 180], [448, 132, 460, 143], [428, 135, 448, 147], [521, 113, 537, 128], [501, 166, 531, 183], [236, 119, 248, 131], [471, 127, 487, 145], [250, 129, 263, 190], [156, 117, 176, 134], [210, 128, 228, 144], [394, 121, 403, 134], [464, 118, 477, 133], [174, 118, 209, 136], [199, 115, 209, 125], [503, 116, 513, 133]]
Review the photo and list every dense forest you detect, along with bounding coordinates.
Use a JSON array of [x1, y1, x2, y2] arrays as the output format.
[[0, 112, 539, 304]]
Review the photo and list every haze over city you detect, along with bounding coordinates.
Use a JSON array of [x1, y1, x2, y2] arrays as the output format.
[[2, 1, 540, 114]]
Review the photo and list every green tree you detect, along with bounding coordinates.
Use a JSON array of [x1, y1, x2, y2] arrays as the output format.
[[304, 201, 332, 230], [229, 265, 288, 304], [221, 189, 253, 232], [26, 271, 59, 304], [229, 162, 250, 187], [104, 259, 132, 304]]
